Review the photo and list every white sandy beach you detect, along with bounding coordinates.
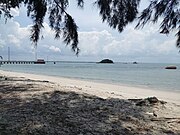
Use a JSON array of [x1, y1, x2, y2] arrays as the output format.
[[1, 70, 180, 105], [1, 69, 180, 134]]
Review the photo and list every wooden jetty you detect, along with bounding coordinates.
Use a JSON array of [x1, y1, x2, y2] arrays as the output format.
[[0, 61, 45, 65]]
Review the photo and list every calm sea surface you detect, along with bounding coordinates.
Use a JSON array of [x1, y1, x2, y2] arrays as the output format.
[[1, 62, 180, 92]]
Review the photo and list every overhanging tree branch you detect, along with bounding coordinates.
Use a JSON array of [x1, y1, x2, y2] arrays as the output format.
[[0, 0, 179, 54], [136, 0, 180, 48]]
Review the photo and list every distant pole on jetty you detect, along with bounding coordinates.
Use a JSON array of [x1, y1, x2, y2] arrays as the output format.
[[34, 48, 37, 61], [47, 56, 48, 62], [8, 47, 10, 61], [35, 52, 37, 61]]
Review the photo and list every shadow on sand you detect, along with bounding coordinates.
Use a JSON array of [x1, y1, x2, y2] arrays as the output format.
[[0, 78, 178, 135]]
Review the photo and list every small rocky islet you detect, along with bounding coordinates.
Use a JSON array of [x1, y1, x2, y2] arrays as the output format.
[[98, 59, 114, 64]]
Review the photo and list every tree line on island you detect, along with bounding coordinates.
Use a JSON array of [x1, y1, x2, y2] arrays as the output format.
[[0, 0, 179, 55]]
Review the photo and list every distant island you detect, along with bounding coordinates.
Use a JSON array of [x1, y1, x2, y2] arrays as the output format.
[[98, 59, 114, 64], [133, 62, 138, 64]]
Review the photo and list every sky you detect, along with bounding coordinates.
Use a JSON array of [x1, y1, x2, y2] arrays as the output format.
[[0, 0, 179, 63]]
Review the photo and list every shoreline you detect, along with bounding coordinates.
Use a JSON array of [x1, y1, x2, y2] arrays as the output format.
[[1, 64, 180, 93], [1, 70, 180, 105]]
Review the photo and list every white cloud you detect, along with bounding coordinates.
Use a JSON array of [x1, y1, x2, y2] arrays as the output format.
[[152, 39, 176, 55], [79, 30, 113, 56], [0, 15, 179, 62], [49, 46, 61, 53], [77, 25, 178, 59], [0, 35, 5, 47], [7, 34, 20, 46], [10, 8, 20, 17]]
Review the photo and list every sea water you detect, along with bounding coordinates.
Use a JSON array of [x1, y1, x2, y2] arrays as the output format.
[[0, 62, 180, 92]]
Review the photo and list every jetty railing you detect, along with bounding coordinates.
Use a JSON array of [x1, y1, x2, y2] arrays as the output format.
[[0, 61, 37, 65]]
